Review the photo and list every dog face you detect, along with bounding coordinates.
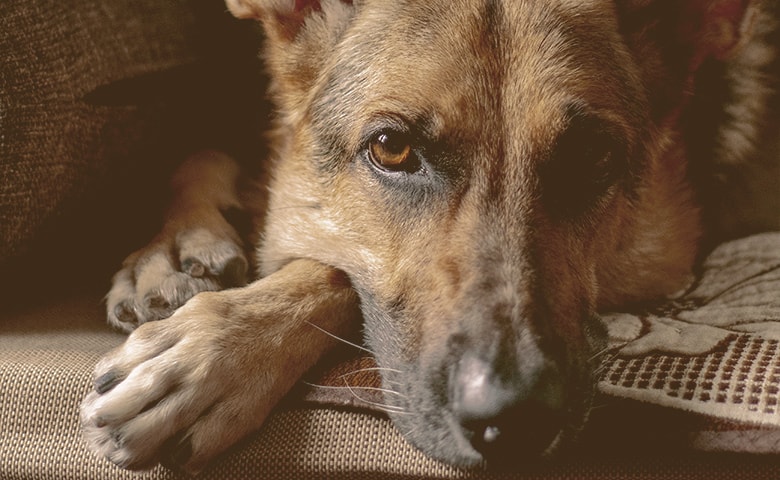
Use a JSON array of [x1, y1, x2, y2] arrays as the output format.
[[229, 0, 754, 467]]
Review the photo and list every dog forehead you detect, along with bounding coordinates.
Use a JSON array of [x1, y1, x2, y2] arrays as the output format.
[[316, 0, 636, 151]]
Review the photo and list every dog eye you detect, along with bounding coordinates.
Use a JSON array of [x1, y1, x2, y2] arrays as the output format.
[[367, 131, 419, 173], [541, 116, 627, 217]]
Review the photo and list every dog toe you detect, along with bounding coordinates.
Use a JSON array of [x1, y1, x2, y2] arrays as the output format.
[[176, 229, 248, 287], [106, 269, 142, 332], [82, 344, 202, 470], [112, 301, 138, 326], [105, 229, 249, 330], [143, 291, 174, 318], [151, 274, 222, 316]]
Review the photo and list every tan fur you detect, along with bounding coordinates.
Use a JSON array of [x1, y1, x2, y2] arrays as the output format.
[[84, 258, 360, 473], [82, 0, 778, 472]]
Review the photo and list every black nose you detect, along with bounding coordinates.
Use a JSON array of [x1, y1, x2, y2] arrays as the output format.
[[449, 352, 565, 462]]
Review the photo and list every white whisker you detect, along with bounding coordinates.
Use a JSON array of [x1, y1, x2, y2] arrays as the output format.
[[343, 382, 409, 414], [303, 381, 347, 390], [338, 366, 405, 389], [352, 386, 405, 397], [401, 424, 421, 439], [339, 366, 403, 377], [589, 345, 616, 362], [304, 381, 404, 397], [305, 321, 375, 355]]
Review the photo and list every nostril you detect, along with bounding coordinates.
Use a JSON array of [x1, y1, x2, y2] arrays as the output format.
[[450, 353, 565, 461], [464, 400, 564, 460]]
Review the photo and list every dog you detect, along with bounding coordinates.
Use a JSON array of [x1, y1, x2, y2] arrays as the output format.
[[80, 0, 780, 474]]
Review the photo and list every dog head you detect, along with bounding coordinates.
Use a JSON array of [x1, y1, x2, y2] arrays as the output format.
[[229, 0, 755, 468]]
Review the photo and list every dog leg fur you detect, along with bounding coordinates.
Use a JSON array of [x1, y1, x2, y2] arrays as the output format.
[[82, 258, 361, 474], [105, 151, 250, 332]]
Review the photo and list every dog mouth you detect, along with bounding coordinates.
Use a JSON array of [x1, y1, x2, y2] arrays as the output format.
[[446, 352, 571, 465], [379, 357, 596, 469], [366, 340, 599, 470], [363, 306, 606, 470]]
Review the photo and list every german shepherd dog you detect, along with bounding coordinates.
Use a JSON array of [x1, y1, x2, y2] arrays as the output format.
[[81, 0, 780, 473]]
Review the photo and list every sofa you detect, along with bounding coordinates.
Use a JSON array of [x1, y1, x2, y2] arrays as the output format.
[[2, 1, 779, 478]]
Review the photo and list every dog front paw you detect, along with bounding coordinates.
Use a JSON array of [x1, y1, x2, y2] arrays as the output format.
[[82, 294, 276, 474], [106, 226, 248, 332], [85, 259, 361, 473]]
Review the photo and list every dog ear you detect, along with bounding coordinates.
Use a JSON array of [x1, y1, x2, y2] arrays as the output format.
[[618, 0, 757, 62], [617, 0, 758, 119], [225, 0, 356, 109], [225, 0, 353, 42], [680, 0, 757, 62]]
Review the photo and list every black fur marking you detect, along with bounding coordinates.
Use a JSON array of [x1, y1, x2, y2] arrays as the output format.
[[540, 110, 629, 219]]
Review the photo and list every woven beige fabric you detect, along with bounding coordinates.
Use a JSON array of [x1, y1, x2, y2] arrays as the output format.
[[0, 297, 485, 480]]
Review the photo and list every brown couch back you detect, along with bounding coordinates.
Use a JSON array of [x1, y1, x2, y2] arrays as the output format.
[[0, 0, 267, 304]]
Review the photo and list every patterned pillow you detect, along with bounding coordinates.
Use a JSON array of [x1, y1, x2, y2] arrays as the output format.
[[600, 232, 780, 452]]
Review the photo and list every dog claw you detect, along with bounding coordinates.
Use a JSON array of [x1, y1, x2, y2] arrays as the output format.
[[113, 302, 137, 326], [182, 259, 206, 278], [94, 371, 123, 395], [144, 293, 171, 312]]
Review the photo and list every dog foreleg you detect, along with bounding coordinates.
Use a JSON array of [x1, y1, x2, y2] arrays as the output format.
[[81, 258, 361, 474]]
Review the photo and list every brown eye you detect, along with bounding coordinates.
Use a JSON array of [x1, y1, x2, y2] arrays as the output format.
[[541, 113, 627, 218], [368, 132, 415, 171]]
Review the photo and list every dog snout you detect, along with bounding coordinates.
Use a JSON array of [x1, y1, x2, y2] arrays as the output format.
[[449, 349, 565, 462]]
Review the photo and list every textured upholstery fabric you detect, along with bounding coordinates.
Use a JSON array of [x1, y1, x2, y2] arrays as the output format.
[[0, 0, 197, 262], [0, 0, 266, 305]]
